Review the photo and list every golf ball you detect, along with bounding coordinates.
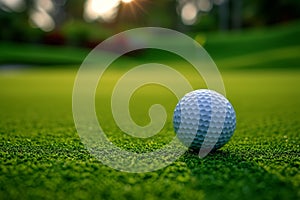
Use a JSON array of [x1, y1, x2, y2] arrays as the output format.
[[173, 89, 236, 150]]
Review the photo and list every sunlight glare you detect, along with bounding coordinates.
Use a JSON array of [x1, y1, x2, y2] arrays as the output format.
[[84, 0, 121, 22], [122, 0, 133, 3]]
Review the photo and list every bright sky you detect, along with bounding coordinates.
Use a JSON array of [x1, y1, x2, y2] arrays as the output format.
[[181, 2, 198, 25], [0, 0, 25, 12], [180, 0, 214, 25], [30, 0, 55, 32], [84, 0, 134, 22], [122, 0, 133, 3]]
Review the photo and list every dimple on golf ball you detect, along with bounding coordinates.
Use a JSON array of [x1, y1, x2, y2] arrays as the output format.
[[173, 89, 236, 151]]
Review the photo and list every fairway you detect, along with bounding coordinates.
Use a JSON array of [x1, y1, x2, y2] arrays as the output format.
[[0, 65, 299, 199]]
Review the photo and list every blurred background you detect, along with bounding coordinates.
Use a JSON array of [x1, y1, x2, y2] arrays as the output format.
[[0, 0, 299, 60]]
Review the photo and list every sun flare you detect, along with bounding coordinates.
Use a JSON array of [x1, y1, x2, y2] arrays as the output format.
[[122, 0, 133, 3], [84, 0, 121, 22]]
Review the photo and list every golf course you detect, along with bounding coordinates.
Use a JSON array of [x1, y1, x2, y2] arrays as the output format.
[[0, 20, 299, 200]]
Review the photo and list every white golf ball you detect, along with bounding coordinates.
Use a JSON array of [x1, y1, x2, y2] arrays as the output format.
[[173, 89, 236, 151]]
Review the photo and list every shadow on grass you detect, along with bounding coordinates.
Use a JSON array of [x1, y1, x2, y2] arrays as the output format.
[[179, 149, 298, 200]]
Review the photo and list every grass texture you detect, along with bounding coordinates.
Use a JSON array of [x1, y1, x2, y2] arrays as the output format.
[[0, 22, 300, 199], [0, 67, 299, 200]]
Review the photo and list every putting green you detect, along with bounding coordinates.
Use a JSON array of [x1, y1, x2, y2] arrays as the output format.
[[0, 66, 299, 199], [1, 20, 300, 200]]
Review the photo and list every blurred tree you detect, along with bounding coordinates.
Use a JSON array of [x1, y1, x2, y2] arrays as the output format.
[[231, 0, 242, 29], [52, 0, 67, 28], [243, 0, 300, 27], [1, 0, 300, 46], [65, 0, 85, 20], [110, 0, 177, 29], [218, 0, 229, 30], [214, 0, 243, 30]]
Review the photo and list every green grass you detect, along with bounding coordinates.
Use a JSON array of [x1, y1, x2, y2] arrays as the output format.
[[0, 67, 299, 200], [0, 20, 300, 69], [0, 43, 89, 65], [1, 22, 300, 199]]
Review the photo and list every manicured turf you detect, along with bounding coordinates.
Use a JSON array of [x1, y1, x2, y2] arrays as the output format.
[[0, 67, 299, 200], [1, 22, 300, 199]]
